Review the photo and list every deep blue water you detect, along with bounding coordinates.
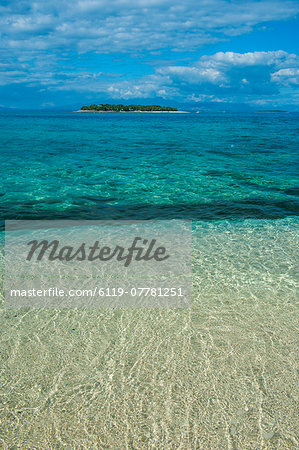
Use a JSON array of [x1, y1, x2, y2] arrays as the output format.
[[0, 111, 298, 223]]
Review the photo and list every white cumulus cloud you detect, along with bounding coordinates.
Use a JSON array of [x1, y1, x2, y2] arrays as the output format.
[[103, 51, 299, 103]]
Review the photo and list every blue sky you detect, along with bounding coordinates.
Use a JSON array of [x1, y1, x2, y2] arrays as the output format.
[[0, 0, 298, 110]]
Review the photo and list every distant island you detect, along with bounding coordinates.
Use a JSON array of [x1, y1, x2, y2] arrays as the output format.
[[75, 104, 185, 113], [255, 110, 288, 113]]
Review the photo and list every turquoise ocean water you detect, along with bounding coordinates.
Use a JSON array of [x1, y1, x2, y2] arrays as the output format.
[[0, 111, 298, 447], [0, 111, 298, 221]]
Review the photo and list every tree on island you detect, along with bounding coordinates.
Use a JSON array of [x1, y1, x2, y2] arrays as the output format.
[[81, 104, 178, 112]]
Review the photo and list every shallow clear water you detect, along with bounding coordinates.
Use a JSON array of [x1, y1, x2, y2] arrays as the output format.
[[0, 112, 298, 448]]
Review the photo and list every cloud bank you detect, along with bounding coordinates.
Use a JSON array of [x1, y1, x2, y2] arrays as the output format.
[[1, 0, 298, 54], [0, 0, 298, 107], [45, 51, 297, 108], [105, 51, 299, 103]]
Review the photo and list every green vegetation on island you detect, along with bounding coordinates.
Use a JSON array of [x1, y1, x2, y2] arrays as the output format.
[[80, 104, 178, 112]]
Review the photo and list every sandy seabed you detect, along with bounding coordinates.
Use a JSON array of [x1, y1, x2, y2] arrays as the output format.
[[0, 219, 298, 448]]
